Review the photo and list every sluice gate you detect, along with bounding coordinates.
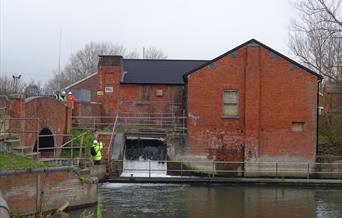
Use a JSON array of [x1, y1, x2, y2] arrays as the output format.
[[121, 135, 167, 177]]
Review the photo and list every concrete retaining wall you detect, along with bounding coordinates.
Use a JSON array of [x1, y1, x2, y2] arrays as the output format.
[[0, 167, 97, 216]]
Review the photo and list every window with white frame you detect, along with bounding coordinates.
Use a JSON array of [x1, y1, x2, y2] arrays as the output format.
[[223, 90, 239, 117]]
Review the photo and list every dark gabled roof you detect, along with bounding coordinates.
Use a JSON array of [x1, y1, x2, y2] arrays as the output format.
[[121, 59, 209, 85], [183, 39, 323, 81]]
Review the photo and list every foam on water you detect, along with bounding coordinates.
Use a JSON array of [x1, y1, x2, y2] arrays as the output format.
[[120, 159, 169, 177], [100, 183, 186, 188]]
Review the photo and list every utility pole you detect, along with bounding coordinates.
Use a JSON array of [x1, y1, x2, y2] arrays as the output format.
[[58, 29, 62, 75], [12, 74, 21, 93]]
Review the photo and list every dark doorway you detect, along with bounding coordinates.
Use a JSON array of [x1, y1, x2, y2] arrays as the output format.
[[34, 128, 55, 153]]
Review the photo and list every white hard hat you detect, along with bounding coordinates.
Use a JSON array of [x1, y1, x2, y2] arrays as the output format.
[[61, 91, 66, 94], [68, 91, 72, 95], [93, 139, 98, 144]]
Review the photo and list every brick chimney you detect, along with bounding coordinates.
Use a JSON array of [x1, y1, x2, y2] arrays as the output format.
[[97, 55, 123, 116]]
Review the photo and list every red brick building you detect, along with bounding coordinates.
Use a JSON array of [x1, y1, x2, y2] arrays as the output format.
[[185, 40, 322, 164], [68, 39, 322, 164]]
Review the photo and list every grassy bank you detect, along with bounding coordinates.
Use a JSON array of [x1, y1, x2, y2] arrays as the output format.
[[0, 152, 55, 170], [61, 129, 95, 158]]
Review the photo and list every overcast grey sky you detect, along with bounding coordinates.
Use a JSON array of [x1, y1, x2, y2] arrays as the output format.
[[0, 0, 298, 84]]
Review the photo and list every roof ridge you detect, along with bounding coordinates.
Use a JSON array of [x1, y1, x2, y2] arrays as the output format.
[[64, 72, 97, 89], [123, 59, 209, 62], [183, 38, 323, 80]]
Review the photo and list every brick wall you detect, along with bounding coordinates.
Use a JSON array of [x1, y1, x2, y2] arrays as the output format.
[[0, 168, 97, 216], [68, 74, 99, 102], [73, 101, 102, 128], [119, 84, 184, 115], [97, 56, 123, 117], [8, 96, 72, 153], [186, 43, 318, 163], [23, 97, 72, 149]]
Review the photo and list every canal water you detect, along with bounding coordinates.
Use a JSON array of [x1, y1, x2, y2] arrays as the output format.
[[68, 183, 342, 218]]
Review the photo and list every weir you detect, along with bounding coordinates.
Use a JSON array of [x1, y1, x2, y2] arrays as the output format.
[[121, 136, 167, 177]]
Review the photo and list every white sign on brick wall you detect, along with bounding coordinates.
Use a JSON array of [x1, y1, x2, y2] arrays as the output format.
[[105, 87, 113, 93]]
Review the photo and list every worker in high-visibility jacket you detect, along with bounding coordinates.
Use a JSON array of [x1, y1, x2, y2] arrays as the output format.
[[92, 139, 103, 165], [67, 91, 75, 110]]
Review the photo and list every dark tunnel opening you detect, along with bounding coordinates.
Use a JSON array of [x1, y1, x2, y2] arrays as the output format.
[[34, 128, 55, 153]]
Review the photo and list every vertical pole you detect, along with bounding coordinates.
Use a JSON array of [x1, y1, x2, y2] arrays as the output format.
[[53, 135, 56, 158], [339, 161, 341, 180], [71, 138, 73, 160], [79, 134, 84, 159], [212, 161, 215, 178], [182, 110, 185, 135], [149, 160, 151, 178], [37, 119, 40, 155], [93, 117, 95, 131], [125, 118, 127, 131], [307, 163, 310, 179], [276, 162, 278, 178], [180, 161, 183, 178]]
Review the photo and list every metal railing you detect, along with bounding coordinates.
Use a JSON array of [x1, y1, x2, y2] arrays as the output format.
[[111, 159, 342, 179], [72, 112, 187, 132], [0, 118, 40, 152]]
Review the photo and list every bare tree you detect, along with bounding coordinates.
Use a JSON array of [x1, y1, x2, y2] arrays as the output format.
[[47, 42, 168, 89], [289, 0, 342, 84], [0, 75, 26, 96], [47, 42, 128, 89], [143, 47, 168, 59]]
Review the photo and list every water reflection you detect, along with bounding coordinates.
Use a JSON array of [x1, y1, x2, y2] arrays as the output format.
[[69, 183, 342, 218]]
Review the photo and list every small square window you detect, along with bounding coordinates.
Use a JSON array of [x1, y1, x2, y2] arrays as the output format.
[[292, 122, 305, 132], [156, 89, 163, 97]]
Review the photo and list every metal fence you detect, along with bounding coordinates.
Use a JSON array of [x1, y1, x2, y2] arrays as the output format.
[[111, 159, 342, 179], [72, 112, 187, 133]]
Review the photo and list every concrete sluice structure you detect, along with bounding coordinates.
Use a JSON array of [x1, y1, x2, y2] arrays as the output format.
[[120, 136, 168, 177]]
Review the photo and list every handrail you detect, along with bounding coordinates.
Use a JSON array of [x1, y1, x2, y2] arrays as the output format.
[[108, 113, 119, 167], [60, 132, 88, 148]]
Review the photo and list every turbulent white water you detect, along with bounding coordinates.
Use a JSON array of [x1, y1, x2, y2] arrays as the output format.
[[121, 159, 168, 177]]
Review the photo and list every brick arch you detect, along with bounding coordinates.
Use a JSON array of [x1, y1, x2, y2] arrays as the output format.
[[33, 127, 56, 157], [22, 96, 72, 150]]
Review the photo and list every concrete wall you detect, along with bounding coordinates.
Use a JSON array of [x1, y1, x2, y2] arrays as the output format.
[[0, 167, 97, 216], [186, 42, 319, 166]]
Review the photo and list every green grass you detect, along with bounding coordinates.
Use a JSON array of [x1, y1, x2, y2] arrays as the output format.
[[80, 174, 92, 181], [0, 152, 56, 170]]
